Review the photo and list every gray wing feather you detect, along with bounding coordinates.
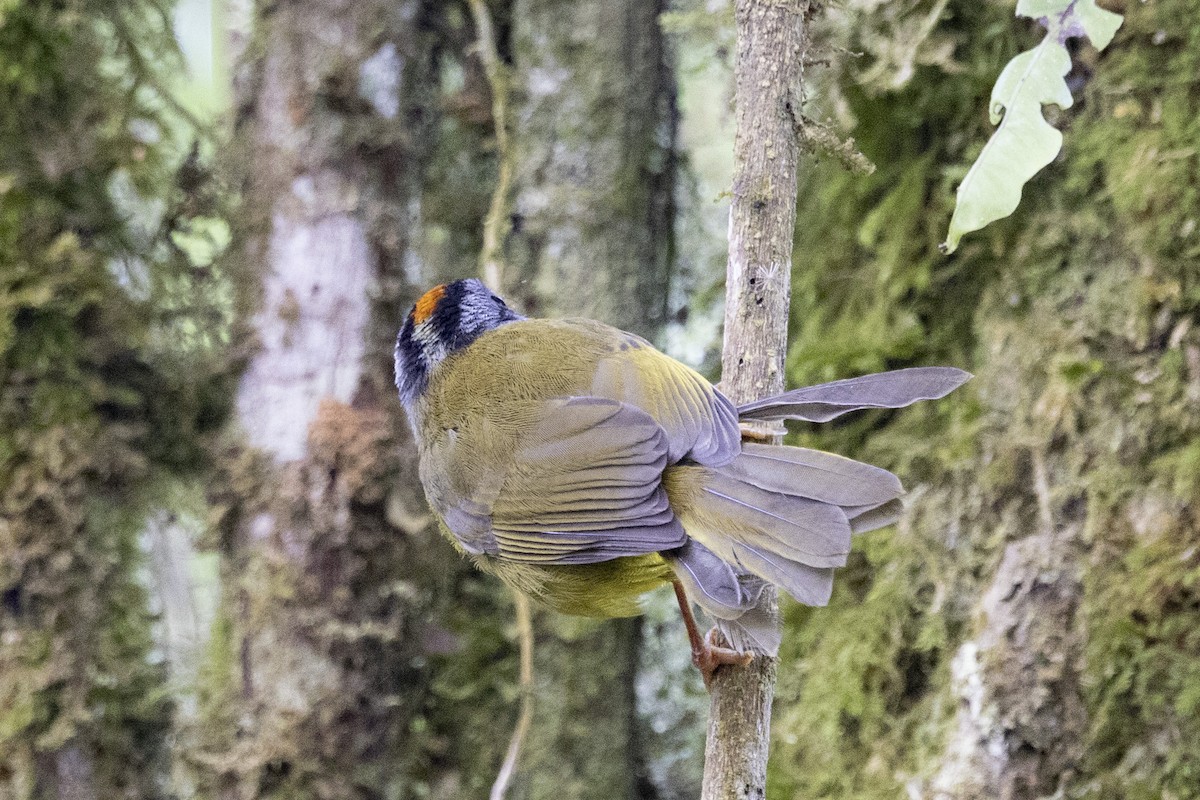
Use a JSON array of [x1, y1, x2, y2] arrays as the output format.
[[440, 503, 497, 555], [485, 396, 687, 564], [736, 366, 971, 423], [590, 349, 741, 467]]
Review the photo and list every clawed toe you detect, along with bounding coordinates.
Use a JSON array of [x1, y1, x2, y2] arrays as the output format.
[[673, 581, 753, 690], [692, 628, 754, 689]]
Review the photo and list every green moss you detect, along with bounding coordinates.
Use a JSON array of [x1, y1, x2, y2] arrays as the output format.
[[769, 0, 1200, 796], [0, 2, 233, 796]]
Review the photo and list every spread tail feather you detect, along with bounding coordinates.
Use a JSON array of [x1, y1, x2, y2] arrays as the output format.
[[735, 366, 972, 424], [667, 443, 906, 653], [665, 540, 780, 655], [715, 604, 780, 656], [668, 367, 967, 653]]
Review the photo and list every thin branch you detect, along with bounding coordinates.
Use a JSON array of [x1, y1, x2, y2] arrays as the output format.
[[108, 8, 215, 141], [490, 591, 535, 800], [467, 4, 533, 797], [468, 0, 514, 292], [794, 114, 876, 176], [703, 0, 816, 797]]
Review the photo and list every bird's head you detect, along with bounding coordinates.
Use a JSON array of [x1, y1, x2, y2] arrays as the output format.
[[394, 278, 524, 407]]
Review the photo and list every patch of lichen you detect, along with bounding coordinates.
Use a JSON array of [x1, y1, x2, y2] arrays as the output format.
[[0, 2, 234, 796], [184, 399, 453, 798], [770, 0, 1200, 796]]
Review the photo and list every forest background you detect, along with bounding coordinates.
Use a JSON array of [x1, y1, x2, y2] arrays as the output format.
[[2, 0, 1198, 799]]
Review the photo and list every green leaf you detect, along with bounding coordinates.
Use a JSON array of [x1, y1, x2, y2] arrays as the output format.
[[1016, 0, 1123, 49], [942, 40, 1070, 254], [941, 0, 1123, 253]]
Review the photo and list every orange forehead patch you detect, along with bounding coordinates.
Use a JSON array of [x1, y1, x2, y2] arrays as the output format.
[[413, 284, 446, 325]]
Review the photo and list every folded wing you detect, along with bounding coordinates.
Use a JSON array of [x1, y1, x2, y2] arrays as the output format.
[[433, 396, 688, 565], [590, 336, 741, 467]]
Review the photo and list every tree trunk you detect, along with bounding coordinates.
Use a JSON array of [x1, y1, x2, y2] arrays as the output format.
[[0, 5, 225, 798], [500, 1, 679, 798], [190, 2, 444, 797], [507, 0, 676, 333], [764, 1, 1200, 798], [702, 2, 813, 798]]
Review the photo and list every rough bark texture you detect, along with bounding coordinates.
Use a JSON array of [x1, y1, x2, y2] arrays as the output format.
[[507, 0, 677, 332], [766, 1, 1200, 798], [703, 2, 812, 798], [190, 2, 444, 797], [0, 4, 228, 798], [500, 2, 679, 798]]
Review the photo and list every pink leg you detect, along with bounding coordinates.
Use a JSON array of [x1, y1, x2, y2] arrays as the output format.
[[672, 581, 753, 689]]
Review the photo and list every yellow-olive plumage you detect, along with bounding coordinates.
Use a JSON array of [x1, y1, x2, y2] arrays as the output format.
[[419, 318, 716, 616], [394, 279, 970, 654]]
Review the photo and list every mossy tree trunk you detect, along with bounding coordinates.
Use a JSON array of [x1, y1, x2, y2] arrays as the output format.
[[497, 1, 680, 798], [0, 4, 228, 799], [190, 2, 448, 797], [506, 0, 677, 331], [764, 1, 1200, 798]]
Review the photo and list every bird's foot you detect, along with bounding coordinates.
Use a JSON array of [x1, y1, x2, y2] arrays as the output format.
[[692, 628, 753, 690], [672, 581, 753, 690]]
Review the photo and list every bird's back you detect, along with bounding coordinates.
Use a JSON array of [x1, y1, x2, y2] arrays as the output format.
[[421, 317, 637, 424], [416, 318, 679, 617]]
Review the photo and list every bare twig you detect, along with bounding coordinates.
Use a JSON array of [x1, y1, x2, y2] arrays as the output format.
[[108, 8, 215, 140], [490, 591, 535, 800], [467, 4, 534, 797], [467, 0, 514, 292], [794, 115, 876, 176]]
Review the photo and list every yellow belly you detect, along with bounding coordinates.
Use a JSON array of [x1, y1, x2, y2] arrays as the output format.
[[472, 553, 675, 618]]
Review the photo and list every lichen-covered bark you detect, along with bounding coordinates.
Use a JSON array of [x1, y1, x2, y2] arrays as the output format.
[[498, 2, 680, 797], [189, 2, 446, 797], [765, 1, 1200, 798], [0, 4, 229, 798], [506, 0, 677, 333]]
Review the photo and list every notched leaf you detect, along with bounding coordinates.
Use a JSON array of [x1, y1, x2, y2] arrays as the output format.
[[941, 0, 1123, 254], [1017, 0, 1123, 49]]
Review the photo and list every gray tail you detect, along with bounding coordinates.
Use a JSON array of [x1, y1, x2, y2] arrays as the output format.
[[668, 443, 905, 654], [665, 539, 780, 654], [735, 367, 971, 424], [666, 367, 971, 653]]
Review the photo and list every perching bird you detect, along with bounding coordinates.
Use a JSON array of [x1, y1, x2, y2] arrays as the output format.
[[394, 279, 969, 683]]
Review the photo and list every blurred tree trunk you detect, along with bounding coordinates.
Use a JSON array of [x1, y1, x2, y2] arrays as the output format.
[[0, 4, 227, 799], [505, 1, 676, 330], [189, 2, 448, 797], [189, 0, 683, 796], [499, 1, 679, 798]]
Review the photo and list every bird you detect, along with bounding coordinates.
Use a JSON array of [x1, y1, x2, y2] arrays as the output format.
[[394, 278, 969, 685]]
